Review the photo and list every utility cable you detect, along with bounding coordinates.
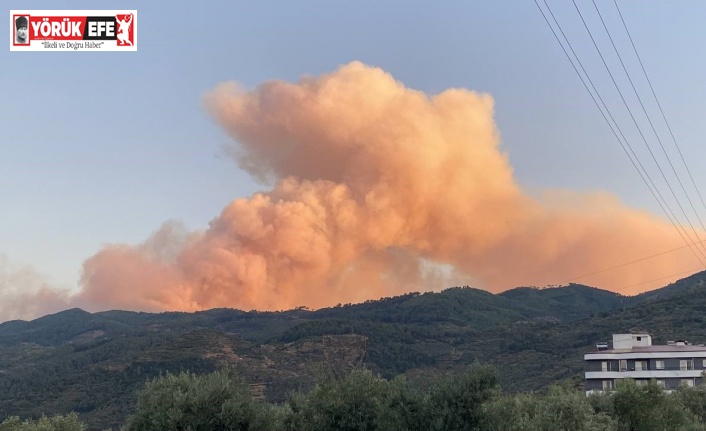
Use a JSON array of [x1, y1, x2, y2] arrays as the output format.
[[558, 237, 706, 284], [613, 0, 706, 221], [571, 0, 706, 261], [590, 0, 706, 257], [615, 267, 702, 293], [534, 0, 705, 266]]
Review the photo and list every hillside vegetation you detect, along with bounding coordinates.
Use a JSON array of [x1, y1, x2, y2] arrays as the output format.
[[1, 272, 705, 429]]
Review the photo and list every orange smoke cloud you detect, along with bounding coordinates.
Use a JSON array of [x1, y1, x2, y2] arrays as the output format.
[[77, 61, 703, 313]]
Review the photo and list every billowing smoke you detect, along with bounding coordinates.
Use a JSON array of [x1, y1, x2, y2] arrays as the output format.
[[0, 255, 71, 321], [73, 62, 701, 313]]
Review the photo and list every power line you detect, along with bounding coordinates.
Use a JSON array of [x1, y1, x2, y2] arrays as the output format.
[[614, 267, 702, 293], [540, 0, 703, 265], [538, 0, 681, 243], [533, 0, 706, 289], [557, 238, 706, 284], [539, 0, 675, 233], [570, 0, 706, 262], [612, 0, 706, 223], [533, 0, 706, 266], [589, 0, 706, 257]]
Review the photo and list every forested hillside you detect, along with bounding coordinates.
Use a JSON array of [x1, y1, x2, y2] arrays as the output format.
[[1, 272, 705, 429]]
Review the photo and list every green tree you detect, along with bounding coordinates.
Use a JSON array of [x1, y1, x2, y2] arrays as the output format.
[[676, 385, 706, 424], [426, 364, 499, 431], [0, 413, 85, 431], [284, 368, 392, 431], [124, 368, 277, 431], [485, 386, 616, 431], [611, 379, 705, 431], [376, 376, 434, 431]]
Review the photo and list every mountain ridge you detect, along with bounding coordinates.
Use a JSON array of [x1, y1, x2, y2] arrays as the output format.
[[2, 271, 705, 429]]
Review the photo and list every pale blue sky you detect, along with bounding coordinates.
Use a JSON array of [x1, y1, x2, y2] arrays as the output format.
[[2, 1, 706, 292]]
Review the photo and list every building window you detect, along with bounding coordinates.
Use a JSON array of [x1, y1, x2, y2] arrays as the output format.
[[601, 361, 618, 371], [636, 380, 648, 387], [635, 361, 647, 371], [602, 380, 613, 390], [637, 336, 642, 341], [681, 360, 693, 371], [656, 380, 666, 388], [656, 360, 665, 370], [620, 359, 627, 371], [703, 359, 706, 368], [681, 379, 695, 387]]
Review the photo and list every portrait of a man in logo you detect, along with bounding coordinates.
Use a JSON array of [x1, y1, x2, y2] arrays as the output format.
[[15, 16, 29, 44]]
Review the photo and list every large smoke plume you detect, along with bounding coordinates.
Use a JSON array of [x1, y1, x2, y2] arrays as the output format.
[[51, 63, 706, 314]]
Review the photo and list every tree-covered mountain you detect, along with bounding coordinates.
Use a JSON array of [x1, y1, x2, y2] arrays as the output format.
[[1, 271, 705, 430]]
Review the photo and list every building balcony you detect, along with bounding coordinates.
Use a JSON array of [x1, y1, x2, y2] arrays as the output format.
[[585, 370, 703, 379]]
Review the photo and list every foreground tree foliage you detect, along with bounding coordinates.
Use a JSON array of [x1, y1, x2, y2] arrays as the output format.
[[609, 380, 705, 431], [284, 369, 397, 431], [485, 385, 617, 431], [283, 365, 499, 431], [123, 367, 282, 431], [10, 367, 706, 430], [426, 364, 499, 431], [676, 384, 706, 425], [0, 413, 85, 431]]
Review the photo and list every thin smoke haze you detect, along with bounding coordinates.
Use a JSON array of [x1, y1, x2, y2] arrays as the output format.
[[0, 255, 71, 321], [4, 62, 701, 320]]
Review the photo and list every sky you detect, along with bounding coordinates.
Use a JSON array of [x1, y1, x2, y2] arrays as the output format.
[[2, 1, 706, 320]]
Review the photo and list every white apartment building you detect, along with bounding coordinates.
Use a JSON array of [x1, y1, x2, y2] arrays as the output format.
[[585, 333, 706, 394]]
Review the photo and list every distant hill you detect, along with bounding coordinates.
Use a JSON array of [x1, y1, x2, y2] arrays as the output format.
[[499, 283, 630, 321], [0, 283, 631, 349], [1, 271, 705, 430], [477, 269, 706, 392], [632, 270, 706, 303]]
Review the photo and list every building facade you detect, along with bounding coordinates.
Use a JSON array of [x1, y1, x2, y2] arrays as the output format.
[[585, 333, 706, 394]]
